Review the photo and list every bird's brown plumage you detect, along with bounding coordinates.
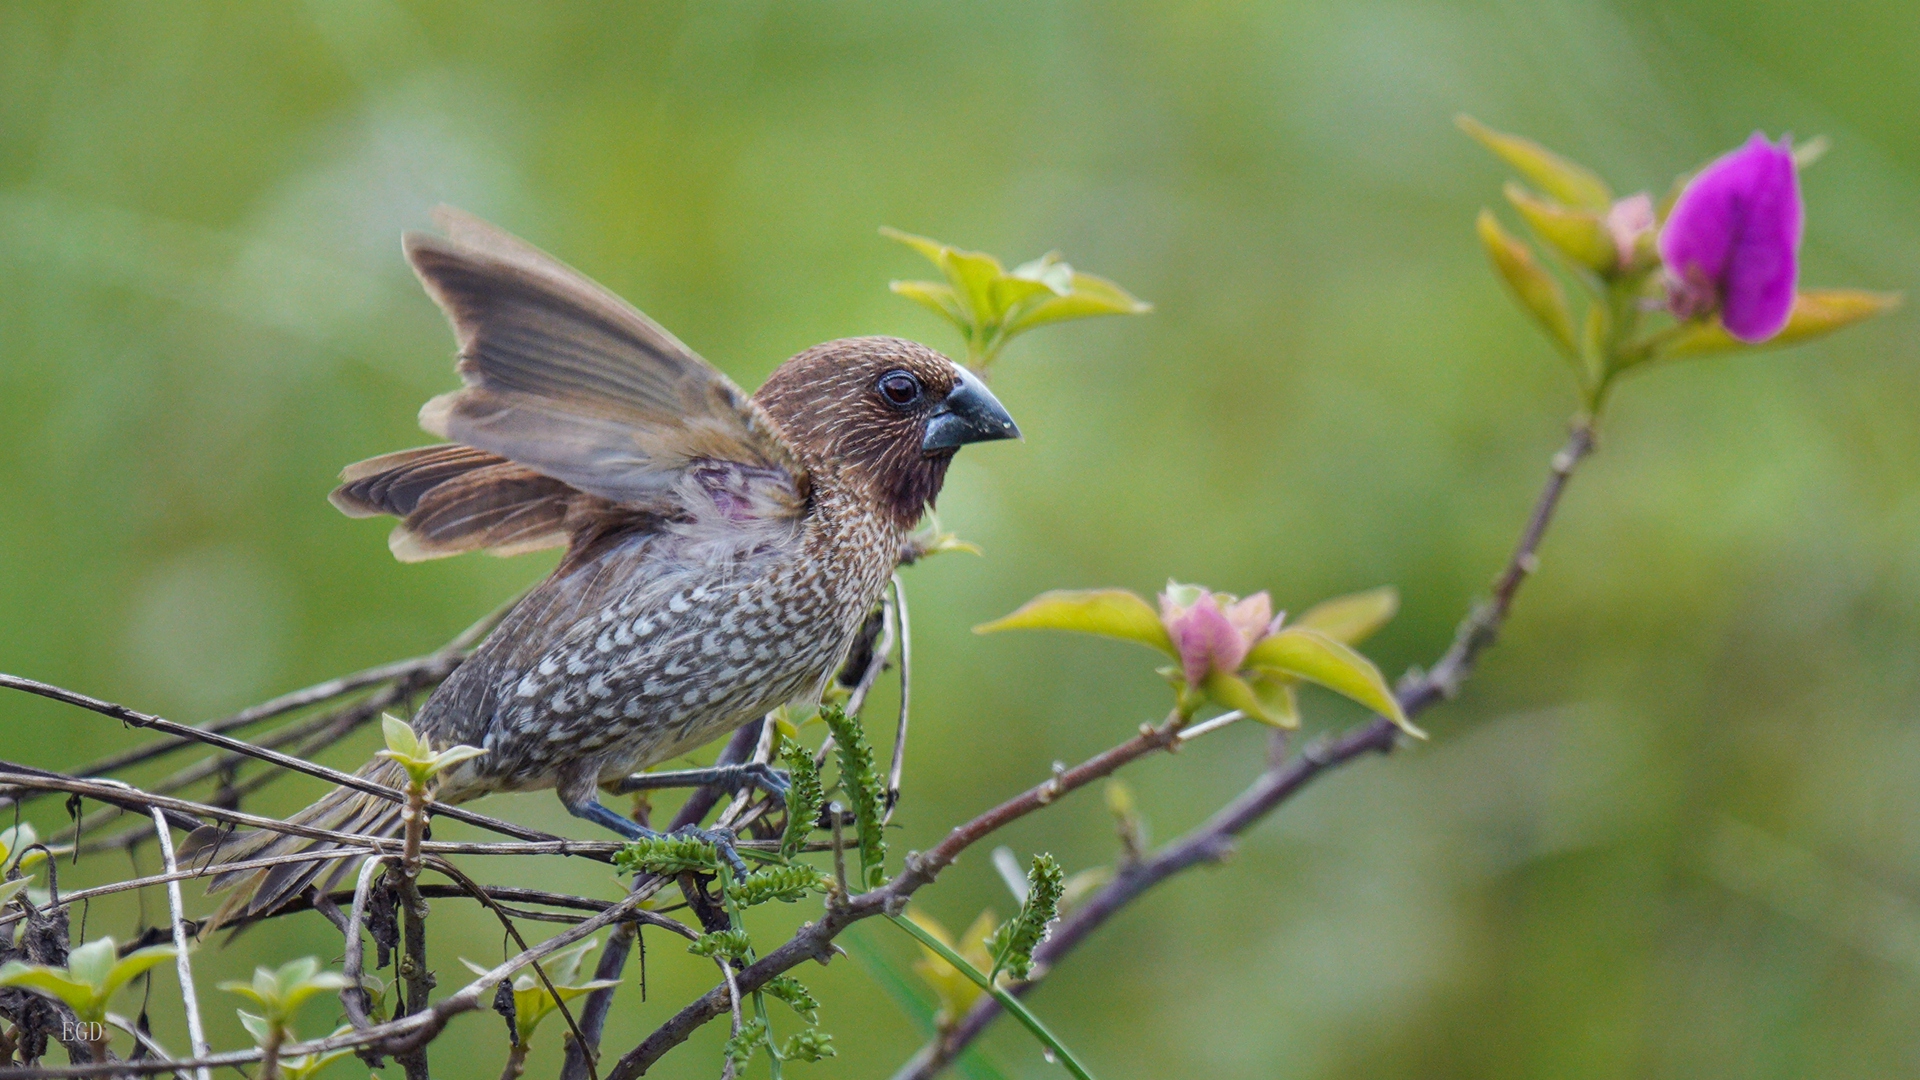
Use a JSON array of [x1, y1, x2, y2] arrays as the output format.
[[200, 208, 1015, 920]]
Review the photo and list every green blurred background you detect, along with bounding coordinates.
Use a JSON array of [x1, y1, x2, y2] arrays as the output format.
[[4, 2, 1919, 1077]]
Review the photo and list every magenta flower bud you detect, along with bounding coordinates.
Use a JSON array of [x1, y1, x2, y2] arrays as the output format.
[[1658, 133, 1803, 343], [1159, 585, 1276, 686]]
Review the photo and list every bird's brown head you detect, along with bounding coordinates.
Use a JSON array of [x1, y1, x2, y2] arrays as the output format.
[[753, 336, 1019, 529]]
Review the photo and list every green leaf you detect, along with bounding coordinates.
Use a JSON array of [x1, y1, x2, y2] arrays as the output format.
[[614, 835, 719, 877], [988, 854, 1064, 982], [1245, 629, 1423, 738], [381, 713, 422, 759], [723, 1017, 769, 1067], [218, 981, 268, 1008], [1458, 115, 1612, 211], [426, 744, 487, 773], [276, 971, 352, 1015], [252, 965, 279, 1005], [506, 974, 619, 1046], [1653, 289, 1903, 361], [1294, 586, 1399, 645], [763, 975, 820, 1023], [1060, 866, 1114, 912], [878, 226, 951, 268], [1248, 675, 1301, 729], [1202, 672, 1291, 728], [823, 704, 888, 889], [1477, 210, 1578, 360], [552, 980, 618, 1004], [0, 824, 36, 869], [221, 957, 347, 1022], [236, 1009, 274, 1046], [100, 945, 180, 1002], [889, 279, 968, 330], [65, 938, 116, 991], [881, 227, 1009, 328], [280, 1037, 356, 1080], [688, 929, 754, 960], [0, 961, 100, 1016], [942, 246, 1009, 328], [905, 908, 997, 1027], [1505, 183, 1617, 273], [0, 878, 29, 908], [779, 736, 826, 862], [989, 271, 1060, 320], [274, 956, 321, 997], [1011, 251, 1074, 293], [908, 526, 983, 560], [974, 589, 1174, 655], [725, 864, 831, 907], [883, 226, 1149, 370], [782, 1028, 837, 1063], [1002, 271, 1151, 335], [544, 937, 600, 988]]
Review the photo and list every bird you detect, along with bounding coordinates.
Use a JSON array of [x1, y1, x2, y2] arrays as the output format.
[[198, 207, 1018, 920]]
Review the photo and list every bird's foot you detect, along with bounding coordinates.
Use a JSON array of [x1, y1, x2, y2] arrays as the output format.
[[574, 800, 750, 878], [669, 823, 750, 879], [614, 763, 789, 807]]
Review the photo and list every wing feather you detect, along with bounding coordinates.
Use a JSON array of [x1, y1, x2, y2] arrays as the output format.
[[329, 444, 639, 562], [404, 207, 805, 513], [331, 443, 505, 519]]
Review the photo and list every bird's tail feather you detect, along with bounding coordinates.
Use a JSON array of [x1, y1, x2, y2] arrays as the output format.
[[189, 758, 410, 933]]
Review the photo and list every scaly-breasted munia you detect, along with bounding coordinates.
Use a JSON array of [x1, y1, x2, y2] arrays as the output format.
[[205, 208, 1017, 917]]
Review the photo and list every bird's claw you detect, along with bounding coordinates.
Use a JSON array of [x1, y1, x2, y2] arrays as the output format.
[[737, 762, 789, 805], [674, 824, 749, 878]]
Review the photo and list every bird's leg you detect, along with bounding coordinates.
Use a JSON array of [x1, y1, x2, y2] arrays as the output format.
[[611, 763, 789, 806], [563, 796, 750, 878]]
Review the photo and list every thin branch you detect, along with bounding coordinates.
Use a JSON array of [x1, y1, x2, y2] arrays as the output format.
[[1404, 420, 1595, 710], [0, 595, 511, 818], [147, 811, 210, 1080], [716, 956, 744, 1080], [0, 773, 620, 861], [2, 652, 458, 807], [101, 1013, 186, 1080], [0, 761, 200, 833], [883, 574, 912, 822], [0, 677, 558, 844], [339, 856, 390, 1036], [393, 778, 434, 1080], [0, 849, 375, 935], [61, 687, 397, 851]]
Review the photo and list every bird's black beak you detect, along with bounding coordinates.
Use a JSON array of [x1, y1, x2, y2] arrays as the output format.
[[922, 366, 1020, 453]]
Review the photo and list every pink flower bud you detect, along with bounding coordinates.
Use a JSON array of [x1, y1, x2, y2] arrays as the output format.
[[1605, 193, 1655, 271], [1658, 133, 1802, 343], [1159, 585, 1277, 686]]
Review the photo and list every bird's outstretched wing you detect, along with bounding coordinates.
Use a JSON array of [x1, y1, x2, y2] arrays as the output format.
[[334, 207, 808, 560], [330, 443, 625, 561]]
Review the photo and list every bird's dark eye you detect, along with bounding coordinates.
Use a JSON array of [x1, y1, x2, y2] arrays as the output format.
[[876, 370, 923, 408]]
